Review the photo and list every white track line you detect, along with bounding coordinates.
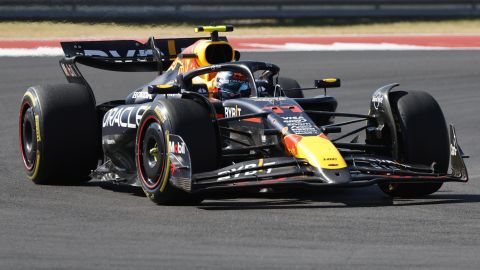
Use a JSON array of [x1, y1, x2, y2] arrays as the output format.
[[0, 47, 63, 57], [1, 43, 479, 57], [239, 42, 479, 51]]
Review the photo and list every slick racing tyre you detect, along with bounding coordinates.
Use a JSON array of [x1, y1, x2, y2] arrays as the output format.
[[278, 77, 304, 98], [19, 84, 99, 184], [378, 90, 449, 197], [136, 98, 219, 205]]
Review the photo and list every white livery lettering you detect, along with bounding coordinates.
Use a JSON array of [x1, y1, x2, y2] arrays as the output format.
[[281, 116, 318, 135], [136, 105, 149, 126], [450, 144, 457, 156], [372, 93, 384, 110], [224, 106, 242, 118], [120, 106, 133, 127], [132, 92, 153, 99], [127, 107, 136, 128], [243, 163, 257, 176], [84, 50, 109, 57], [84, 49, 156, 58], [102, 105, 149, 129], [217, 161, 276, 181], [109, 50, 121, 57], [169, 140, 186, 155]]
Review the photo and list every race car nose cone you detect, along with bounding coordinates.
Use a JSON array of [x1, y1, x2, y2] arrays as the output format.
[[284, 134, 347, 169], [318, 167, 352, 184]]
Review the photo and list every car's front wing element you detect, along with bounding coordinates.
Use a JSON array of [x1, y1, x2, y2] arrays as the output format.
[[169, 125, 468, 193]]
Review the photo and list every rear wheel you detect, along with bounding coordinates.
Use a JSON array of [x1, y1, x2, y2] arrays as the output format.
[[19, 84, 99, 184], [278, 77, 304, 98], [136, 98, 219, 205], [378, 90, 449, 197]]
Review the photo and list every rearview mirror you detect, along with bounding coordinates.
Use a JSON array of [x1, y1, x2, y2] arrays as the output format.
[[315, 78, 341, 88], [148, 84, 181, 95]]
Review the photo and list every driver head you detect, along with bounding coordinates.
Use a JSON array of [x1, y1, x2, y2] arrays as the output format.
[[213, 71, 251, 100]]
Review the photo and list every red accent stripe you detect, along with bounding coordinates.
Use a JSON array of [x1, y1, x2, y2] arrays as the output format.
[[319, 133, 329, 139], [283, 134, 303, 156], [229, 35, 480, 48], [0, 40, 62, 49], [242, 117, 262, 123], [136, 115, 164, 190], [19, 100, 34, 171], [1, 35, 480, 50]]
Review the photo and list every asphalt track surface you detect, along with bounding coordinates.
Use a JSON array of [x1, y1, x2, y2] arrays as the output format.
[[1, 51, 479, 269]]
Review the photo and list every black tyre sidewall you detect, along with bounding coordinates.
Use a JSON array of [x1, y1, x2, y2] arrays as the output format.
[[19, 84, 99, 184], [393, 91, 449, 172], [20, 90, 42, 181], [278, 77, 304, 98], [136, 110, 180, 203], [379, 90, 448, 197], [136, 98, 218, 205]]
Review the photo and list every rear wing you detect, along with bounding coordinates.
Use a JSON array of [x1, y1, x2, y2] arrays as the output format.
[[60, 36, 224, 72], [58, 36, 226, 103]]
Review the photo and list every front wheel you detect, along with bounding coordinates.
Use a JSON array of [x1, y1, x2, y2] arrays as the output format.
[[378, 90, 449, 197], [278, 77, 304, 98], [136, 98, 219, 205]]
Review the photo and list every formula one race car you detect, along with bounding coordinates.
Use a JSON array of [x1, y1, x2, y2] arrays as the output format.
[[19, 26, 469, 205]]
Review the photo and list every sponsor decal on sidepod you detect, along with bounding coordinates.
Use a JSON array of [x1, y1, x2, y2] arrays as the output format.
[[224, 106, 242, 118], [102, 105, 149, 128], [132, 92, 153, 99]]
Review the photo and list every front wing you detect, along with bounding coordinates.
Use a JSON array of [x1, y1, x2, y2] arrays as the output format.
[[169, 125, 468, 193]]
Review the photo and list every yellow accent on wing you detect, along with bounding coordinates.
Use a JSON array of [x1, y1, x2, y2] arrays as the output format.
[[258, 158, 264, 173], [195, 25, 233, 33], [156, 84, 173, 89], [323, 78, 338, 83], [295, 136, 347, 169], [167, 39, 176, 56]]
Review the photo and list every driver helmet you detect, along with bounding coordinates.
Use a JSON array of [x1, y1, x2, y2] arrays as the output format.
[[213, 71, 251, 100]]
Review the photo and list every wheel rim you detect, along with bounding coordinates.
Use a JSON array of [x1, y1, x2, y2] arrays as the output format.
[[137, 117, 167, 189], [19, 102, 37, 171]]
